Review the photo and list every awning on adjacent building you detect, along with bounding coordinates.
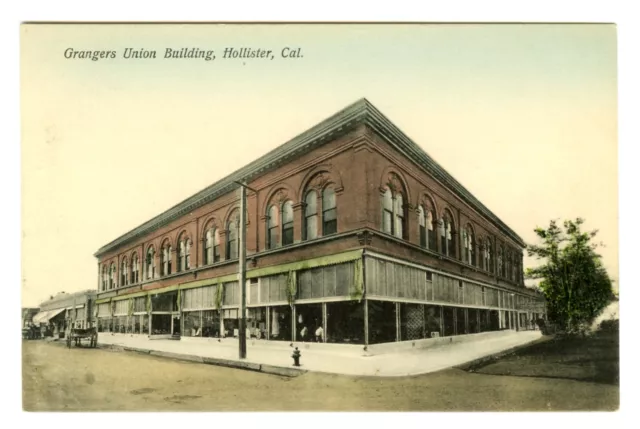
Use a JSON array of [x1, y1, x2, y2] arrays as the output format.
[[32, 307, 66, 325]]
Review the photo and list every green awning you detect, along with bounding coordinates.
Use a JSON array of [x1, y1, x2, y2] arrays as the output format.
[[179, 273, 238, 291], [111, 290, 148, 302], [97, 249, 364, 303], [246, 249, 363, 279]]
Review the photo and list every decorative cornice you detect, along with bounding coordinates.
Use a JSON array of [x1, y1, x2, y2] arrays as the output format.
[[95, 98, 524, 258]]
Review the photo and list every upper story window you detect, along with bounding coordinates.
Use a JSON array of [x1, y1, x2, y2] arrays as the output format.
[[463, 225, 476, 266], [204, 225, 220, 265], [227, 210, 239, 260], [146, 246, 156, 280], [267, 205, 279, 250], [497, 244, 505, 278], [120, 258, 128, 287], [322, 187, 337, 236], [178, 233, 191, 272], [161, 240, 172, 276], [418, 202, 436, 250], [506, 250, 513, 281], [381, 188, 405, 239], [101, 266, 108, 291], [282, 200, 294, 246], [304, 190, 318, 241], [131, 253, 139, 284], [483, 238, 493, 273], [109, 262, 116, 289], [438, 210, 456, 257]]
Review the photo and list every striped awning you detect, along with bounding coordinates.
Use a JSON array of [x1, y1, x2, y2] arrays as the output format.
[[32, 307, 66, 325]]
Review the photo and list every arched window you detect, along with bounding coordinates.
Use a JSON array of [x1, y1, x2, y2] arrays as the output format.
[[101, 266, 108, 291], [322, 187, 337, 236], [186, 238, 192, 269], [213, 229, 220, 262], [382, 189, 393, 234], [426, 209, 436, 250], [131, 253, 139, 283], [227, 212, 239, 260], [464, 225, 475, 266], [394, 193, 404, 239], [177, 234, 191, 272], [204, 226, 221, 265], [381, 188, 405, 239], [304, 190, 318, 241], [484, 238, 493, 273], [439, 210, 455, 257], [161, 241, 172, 276], [418, 206, 426, 247], [282, 200, 294, 246], [498, 245, 505, 277], [267, 205, 279, 249], [205, 228, 213, 265], [146, 246, 155, 280], [109, 262, 116, 289], [121, 258, 128, 286]]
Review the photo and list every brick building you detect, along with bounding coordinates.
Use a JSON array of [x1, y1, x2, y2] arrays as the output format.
[[32, 289, 96, 337], [93, 98, 545, 346]]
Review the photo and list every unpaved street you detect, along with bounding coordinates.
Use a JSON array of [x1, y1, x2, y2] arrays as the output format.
[[22, 341, 618, 411]]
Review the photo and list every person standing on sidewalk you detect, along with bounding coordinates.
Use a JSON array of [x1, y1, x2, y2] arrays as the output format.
[[315, 326, 324, 343]]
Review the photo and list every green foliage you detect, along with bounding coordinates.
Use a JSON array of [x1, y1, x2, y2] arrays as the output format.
[[525, 218, 614, 334]]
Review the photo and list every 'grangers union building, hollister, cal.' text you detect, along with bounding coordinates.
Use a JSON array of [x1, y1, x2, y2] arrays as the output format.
[[92, 99, 546, 350], [63, 47, 302, 61]]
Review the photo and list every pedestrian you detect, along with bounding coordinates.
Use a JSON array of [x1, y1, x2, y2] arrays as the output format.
[[315, 325, 324, 343], [300, 325, 308, 341]]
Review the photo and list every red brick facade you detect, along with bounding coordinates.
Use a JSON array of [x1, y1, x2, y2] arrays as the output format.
[[96, 121, 528, 300]]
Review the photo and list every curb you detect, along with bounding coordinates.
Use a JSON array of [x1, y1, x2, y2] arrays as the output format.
[[455, 336, 552, 371], [97, 343, 307, 377]]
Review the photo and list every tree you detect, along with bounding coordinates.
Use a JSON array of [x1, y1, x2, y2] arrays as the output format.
[[526, 218, 614, 334]]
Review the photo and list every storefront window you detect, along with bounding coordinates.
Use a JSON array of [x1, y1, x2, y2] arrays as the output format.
[[455, 307, 467, 335], [134, 315, 141, 334], [141, 314, 149, 334], [183, 311, 201, 337], [222, 309, 239, 338], [327, 301, 364, 344], [400, 303, 424, 341], [151, 314, 172, 335], [368, 300, 396, 344], [424, 305, 442, 337], [247, 307, 267, 339], [269, 305, 292, 342], [443, 306, 455, 337], [295, 303, 322, 342], [202, 310, 220, 338], [468, 308, 479, 334], [126, 316, 134, 333]]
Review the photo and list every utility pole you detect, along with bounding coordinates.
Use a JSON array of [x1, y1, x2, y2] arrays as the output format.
[[234, 181, 257, 360]]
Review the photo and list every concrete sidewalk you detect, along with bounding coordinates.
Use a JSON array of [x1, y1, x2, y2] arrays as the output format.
[[96, 330, 543, 377]]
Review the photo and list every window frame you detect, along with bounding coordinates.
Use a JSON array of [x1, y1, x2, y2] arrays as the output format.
[[322, 186, 337, 236], [303, 190, 318, 241]]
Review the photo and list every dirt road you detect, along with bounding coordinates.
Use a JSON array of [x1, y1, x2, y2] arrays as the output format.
[[22, 341, 618, 411]]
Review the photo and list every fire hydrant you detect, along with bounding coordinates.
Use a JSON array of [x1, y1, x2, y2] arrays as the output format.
[[291, 347, 302, 367]]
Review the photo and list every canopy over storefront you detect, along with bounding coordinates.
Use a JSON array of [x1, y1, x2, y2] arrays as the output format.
[[32, 307, 66, 325]]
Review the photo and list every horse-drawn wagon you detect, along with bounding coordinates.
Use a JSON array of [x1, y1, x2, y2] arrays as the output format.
[[66, 326, 98, 348]]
